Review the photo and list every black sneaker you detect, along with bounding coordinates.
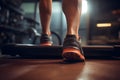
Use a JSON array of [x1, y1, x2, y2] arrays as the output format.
[[40, 34, 53, 46], [62, 35, 85, 61]]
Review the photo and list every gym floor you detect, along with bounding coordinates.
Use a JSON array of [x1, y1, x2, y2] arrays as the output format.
[[0, 58, 120, 80]]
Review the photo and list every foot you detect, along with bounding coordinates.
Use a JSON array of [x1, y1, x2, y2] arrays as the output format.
[[40, 34, 53, 46], [62, 35, 85, 62]]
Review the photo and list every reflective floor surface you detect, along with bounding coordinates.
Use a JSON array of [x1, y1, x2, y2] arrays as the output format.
[[0, 58, 120, 80]]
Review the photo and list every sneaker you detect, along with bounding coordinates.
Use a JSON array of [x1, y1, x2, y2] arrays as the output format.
[[40, 34, 53, 46], [62, 35, 85, 61]]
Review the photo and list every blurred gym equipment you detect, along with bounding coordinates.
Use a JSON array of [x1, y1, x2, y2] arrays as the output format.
[[0, 0, 61, 46]]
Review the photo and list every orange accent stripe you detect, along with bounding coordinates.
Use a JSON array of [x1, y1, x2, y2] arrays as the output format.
[[40, 42, 52, 46], [63, 48, 80, 55]]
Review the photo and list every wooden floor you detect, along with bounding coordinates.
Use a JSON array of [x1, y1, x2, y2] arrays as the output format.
[[0, 58, 120, 80]]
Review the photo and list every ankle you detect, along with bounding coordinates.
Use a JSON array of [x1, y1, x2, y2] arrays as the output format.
[[42, 32, 51, 36]]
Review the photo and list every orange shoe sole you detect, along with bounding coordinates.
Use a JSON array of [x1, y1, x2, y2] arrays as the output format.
[[40, 42, 52, 46], [62, 47, 85, 61]]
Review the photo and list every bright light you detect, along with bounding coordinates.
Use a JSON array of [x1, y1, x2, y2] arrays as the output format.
[[82, 0, 88, 14], [97, 23, 112, 28], [52, 2, 61, 13]]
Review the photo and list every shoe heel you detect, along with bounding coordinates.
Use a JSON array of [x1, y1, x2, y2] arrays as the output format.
[[62, 47, 85, 61]]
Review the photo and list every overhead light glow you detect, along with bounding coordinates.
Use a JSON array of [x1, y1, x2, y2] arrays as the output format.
[[96, 23, 112, 28], [82, 0, 88, 14]]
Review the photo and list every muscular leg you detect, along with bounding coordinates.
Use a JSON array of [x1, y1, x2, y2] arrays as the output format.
[[39, 0, 52, 35], [39, 0, 52, 46], [62, 0, 82, 39], [62, 0, 85, 61]]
